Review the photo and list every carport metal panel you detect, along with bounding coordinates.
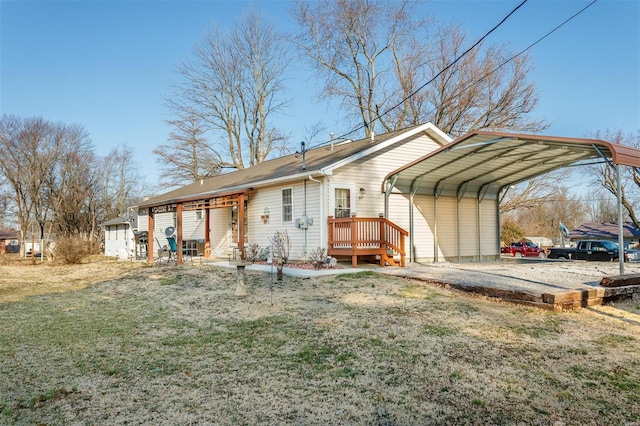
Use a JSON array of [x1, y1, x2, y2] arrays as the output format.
[[383, 131, 640, 273]]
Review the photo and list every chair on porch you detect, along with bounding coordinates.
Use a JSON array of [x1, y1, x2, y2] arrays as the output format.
[[156, 227, 178, 264], [166, 236, 178, 263]]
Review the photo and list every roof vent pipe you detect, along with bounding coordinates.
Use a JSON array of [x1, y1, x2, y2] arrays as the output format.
[[330, 133, 334, 151], [370, 131, 375, 142], [200, 179, 203, 186]]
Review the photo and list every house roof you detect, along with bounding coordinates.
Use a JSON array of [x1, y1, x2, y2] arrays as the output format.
[[568, 222, 640, 240], [384, 130, 640, 199], [139, 122, 451, 208], [101, 215, 138, 228], [0, 229, 19, 240]]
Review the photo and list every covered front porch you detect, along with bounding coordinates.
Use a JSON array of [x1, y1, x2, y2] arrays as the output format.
[[144, 191, 249, 266]]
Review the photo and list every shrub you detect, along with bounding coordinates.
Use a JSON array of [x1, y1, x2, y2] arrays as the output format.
[[54, 237, 91, 264], [244, 244, 261, 263], [501, 219, 525, 246], [309, 247, 326, 270], [269, 230, 290, 264]]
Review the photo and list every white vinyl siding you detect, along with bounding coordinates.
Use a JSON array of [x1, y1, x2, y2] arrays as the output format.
[[209, 208, 230, 254], [480, 199, 499, 260], [153, 212, 175, 249], [248, 182, 321, 261], [331, 134, 441, 220], [182, 209, 206, 242], [459, 198, 478, 259]]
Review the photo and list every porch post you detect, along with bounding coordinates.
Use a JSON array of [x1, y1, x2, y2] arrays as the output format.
[[238, 193, 245, 260], [177, 203, 183, 265], [204, 207, 211, 258], [147, 208, 154, 263]]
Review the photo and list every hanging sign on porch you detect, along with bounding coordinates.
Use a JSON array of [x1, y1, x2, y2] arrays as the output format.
[[151, 204, 177, 214]]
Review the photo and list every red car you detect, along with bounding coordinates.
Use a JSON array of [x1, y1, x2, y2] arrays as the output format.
[[501, 241, 547, 258]]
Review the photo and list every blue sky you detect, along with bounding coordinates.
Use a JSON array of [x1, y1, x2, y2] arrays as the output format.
[[1, 0, 638, 190]]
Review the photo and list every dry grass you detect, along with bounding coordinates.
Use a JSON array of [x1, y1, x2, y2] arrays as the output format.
[[0, 258, 639, 424]]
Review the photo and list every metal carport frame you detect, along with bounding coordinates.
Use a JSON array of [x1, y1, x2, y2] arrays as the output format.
[[383, 130, 640, 274]]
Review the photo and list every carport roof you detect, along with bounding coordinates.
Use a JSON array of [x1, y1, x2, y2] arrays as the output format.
[[384, 130, 640, 199]]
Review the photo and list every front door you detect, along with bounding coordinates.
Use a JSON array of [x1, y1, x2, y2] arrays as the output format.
[[330, 183, 355, 218]]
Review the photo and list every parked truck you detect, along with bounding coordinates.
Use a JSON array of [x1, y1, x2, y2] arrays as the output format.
[[546, 240, 639, 261], [500, 241, 547, 258]]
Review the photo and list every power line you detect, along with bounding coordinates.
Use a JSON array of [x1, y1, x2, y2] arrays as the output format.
[[417, 0, 599, 124], [309, 0, 529, 148], [309, 0, 598, 150]]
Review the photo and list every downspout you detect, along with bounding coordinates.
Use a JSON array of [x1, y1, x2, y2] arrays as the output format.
[[456, 197, 460, 262], [308, 175, 324, 254], [303, 178, 307, 256], [434, 185, 441, 262]]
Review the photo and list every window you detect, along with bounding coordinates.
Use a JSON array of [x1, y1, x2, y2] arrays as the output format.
[[334, 188, 351, 218], [282, 188, 293, 222]]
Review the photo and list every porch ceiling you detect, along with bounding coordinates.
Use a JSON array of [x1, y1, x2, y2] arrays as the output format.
[[384, 130, 640, 200]]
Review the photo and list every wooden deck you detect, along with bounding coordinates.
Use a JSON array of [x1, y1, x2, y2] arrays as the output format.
[[327, 216, 408, 268]]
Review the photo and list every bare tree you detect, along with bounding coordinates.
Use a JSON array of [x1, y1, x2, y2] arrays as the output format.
[[589, 129, 640, 227], [291, 0, 546, 138], [99, 145, 147, 221], [499, 170, 571, 215], [500, 169, 588, 243], [154, 114, 220, 189], [0, 115, 95, 254], [516, 187, 587, 242], [585, 190, 619, 223], [421, 26, 545, 136], [167, 7, 290, 171]]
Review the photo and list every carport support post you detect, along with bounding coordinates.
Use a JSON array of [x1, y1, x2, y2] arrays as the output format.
[[617, 164, 625, 275], [147, 208, 154, 264]]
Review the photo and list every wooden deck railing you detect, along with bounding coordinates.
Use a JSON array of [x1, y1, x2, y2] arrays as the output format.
[[327, 216, 408, 267]]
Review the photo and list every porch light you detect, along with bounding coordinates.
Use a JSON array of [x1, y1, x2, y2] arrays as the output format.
[[359, 187, 366, 198]]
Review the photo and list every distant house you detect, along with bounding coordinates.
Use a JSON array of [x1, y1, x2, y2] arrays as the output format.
[[101, 214, 140, 259], [0, 229, 19, 254], [568, 222, 640, 248]]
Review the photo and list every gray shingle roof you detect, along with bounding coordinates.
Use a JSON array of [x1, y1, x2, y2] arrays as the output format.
[[139, 124, 427, 208], [568, 222, 640, 239]]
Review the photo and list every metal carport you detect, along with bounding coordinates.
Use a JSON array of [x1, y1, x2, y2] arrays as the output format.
[[382, 130, 640, 274]]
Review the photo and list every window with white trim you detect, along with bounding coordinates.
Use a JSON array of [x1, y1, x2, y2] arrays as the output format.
[[282, 188, 293, 222]]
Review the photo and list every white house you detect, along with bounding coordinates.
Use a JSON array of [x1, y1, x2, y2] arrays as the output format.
[[139, 122, 458, 265], [101, 214, 139, 259], [136, 122, 640, 267]]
